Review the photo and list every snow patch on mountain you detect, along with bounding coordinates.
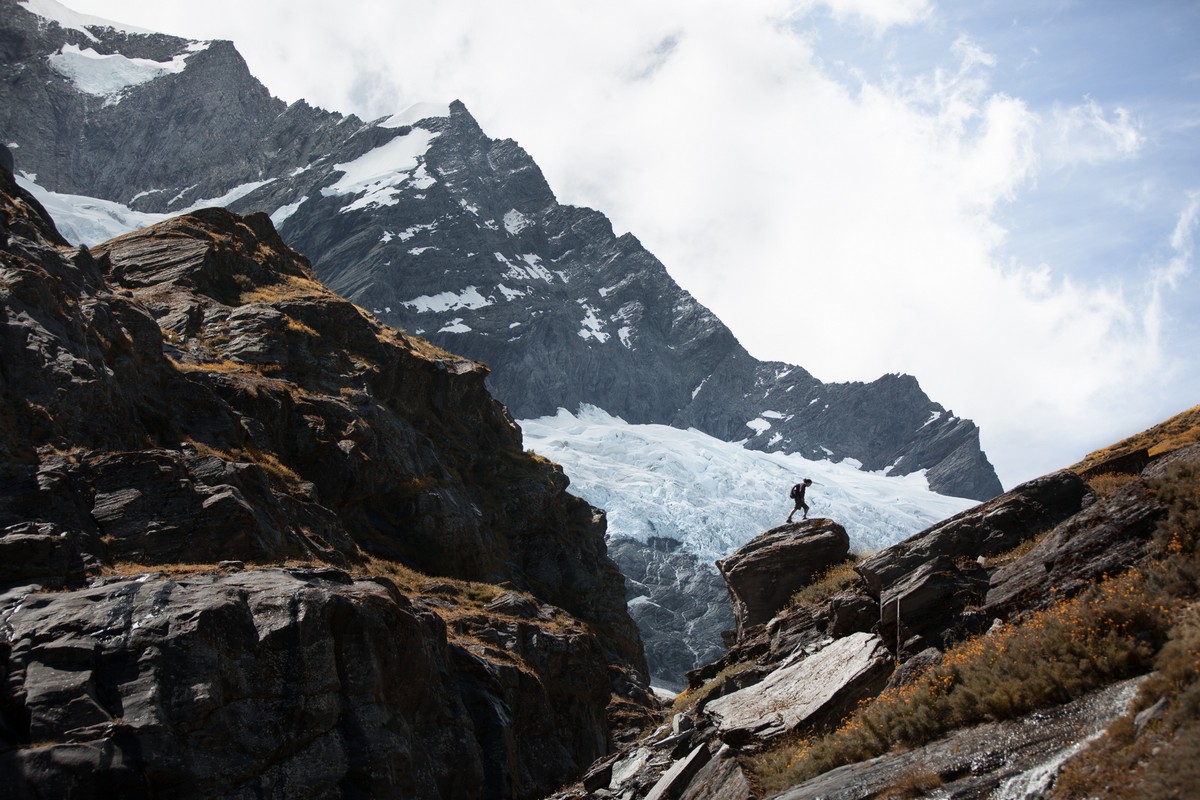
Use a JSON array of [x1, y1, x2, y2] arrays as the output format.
[[521, 406, 976, 566], [270, 197, 307, 227], [20, 0, 154, 40], [380, 102, 452, 128], [47, 42, 206, 102], [503, 209, 531, 235], [322, 128, 439, 212], [402, 285, 493, 313]]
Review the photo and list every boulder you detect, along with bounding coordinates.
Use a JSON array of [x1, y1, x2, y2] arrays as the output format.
[[678, 745, 755, 800], [985, 470, 1174, 616], [717, 519, 850, 640], [703, 632, 892, 746], [879, 556, 989, 656], [856, 470, 1092, 596], [644, 744, 712, 800]]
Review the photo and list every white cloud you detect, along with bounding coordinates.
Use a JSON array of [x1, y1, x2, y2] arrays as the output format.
[[1042, 99, 1143, 168], [801, 0, 933, 32]]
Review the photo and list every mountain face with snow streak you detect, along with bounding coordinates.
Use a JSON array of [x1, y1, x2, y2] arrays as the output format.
[[522, 407, 975, 689], [0, 0, 1002, 501]]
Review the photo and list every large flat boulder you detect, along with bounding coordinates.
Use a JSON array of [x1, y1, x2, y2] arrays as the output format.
[[703, 632, 892, 746], [717, 519, 849, 640]]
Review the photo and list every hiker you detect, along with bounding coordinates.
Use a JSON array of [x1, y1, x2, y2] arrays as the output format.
[[787, 478, 813, 523]]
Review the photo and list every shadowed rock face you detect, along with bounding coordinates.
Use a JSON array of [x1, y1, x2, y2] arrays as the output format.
[[0, 164, 654, 799], [717, 519, 850, 638]]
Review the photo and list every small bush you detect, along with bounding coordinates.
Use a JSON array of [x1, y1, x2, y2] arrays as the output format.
[[669, 660, 757, 716], [1086, 471, 1138, 498], [790, 556, 862, 607]]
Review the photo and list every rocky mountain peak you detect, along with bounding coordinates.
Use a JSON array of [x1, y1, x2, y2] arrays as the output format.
[[0, 0, 1003, 501]]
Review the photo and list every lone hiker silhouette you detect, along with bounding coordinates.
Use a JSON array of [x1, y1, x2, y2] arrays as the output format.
[[787, 478, 813, 523]]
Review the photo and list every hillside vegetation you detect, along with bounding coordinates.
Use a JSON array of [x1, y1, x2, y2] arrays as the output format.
[[1072, 403, 1200, 473]]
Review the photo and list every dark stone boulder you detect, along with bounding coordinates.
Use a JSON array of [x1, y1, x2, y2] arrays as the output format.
[[984, 448, 1200, 616], [856, 470, 1092, 596], [716, 519, 850, 640], [878, 556, 990, 657], [0, 570, 488, 799]]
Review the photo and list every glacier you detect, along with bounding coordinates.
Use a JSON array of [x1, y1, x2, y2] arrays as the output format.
[[521, 405, 977, 567]]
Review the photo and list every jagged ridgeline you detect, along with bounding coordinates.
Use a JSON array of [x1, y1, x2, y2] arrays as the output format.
[[0, 0, 1001, 501], [0, 157, 656, 797]]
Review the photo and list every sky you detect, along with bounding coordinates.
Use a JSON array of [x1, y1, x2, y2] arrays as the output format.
[[51, 0, 1200, 488]]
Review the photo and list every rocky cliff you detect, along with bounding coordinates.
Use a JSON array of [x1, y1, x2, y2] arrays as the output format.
[[557, 423, 1200, 798], [0, 0, 1001, 502], [0, 155, 655, 799]]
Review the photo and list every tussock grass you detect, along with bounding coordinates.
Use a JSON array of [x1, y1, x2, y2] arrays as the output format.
[[669, 660, 757, 716], [1072, 404, 1200, 474], [1086, 471, 1138, 497], [789, 555, 863, 608], [749, 567, 1178, 794]]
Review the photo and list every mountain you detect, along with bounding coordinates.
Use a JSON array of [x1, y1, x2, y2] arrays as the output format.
[[0, 154, 656, 797], [0, 0, 1002, 503], [568, 416, 1200, 799]]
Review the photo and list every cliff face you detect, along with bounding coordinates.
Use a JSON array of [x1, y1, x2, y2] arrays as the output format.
[[0, 159, 654, 799]]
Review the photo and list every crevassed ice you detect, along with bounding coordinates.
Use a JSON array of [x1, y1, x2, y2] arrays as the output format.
[[520, 406, 976, 564], [15, 172, 166, 246]]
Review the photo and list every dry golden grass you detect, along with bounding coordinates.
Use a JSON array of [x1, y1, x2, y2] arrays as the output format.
[[183, 439, 301, 484], [1086, 471, 1139, 497], [790, 556, 862, 608], [168, 355, 249, 374], [284, 315, 318, 337], [1072, 404, 1200, 474], [748, 566, 1178, 795], [239, 274, 329, 305], [669, 660, 757, 716]]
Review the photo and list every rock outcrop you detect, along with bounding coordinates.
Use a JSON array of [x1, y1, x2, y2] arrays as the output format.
[[716, 519, 849, 639], [555, 438, 1198, 800], [704, 632, 891, 746], [0, 161, 654, 798]]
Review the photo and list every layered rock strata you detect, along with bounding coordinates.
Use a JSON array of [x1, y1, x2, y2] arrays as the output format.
[[0, 161, 654, 799]]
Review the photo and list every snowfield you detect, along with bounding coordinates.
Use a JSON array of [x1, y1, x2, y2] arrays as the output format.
[[521, 406, 976, 566]]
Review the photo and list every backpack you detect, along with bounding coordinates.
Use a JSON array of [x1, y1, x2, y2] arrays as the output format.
[[789, 483, 801, 500]]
